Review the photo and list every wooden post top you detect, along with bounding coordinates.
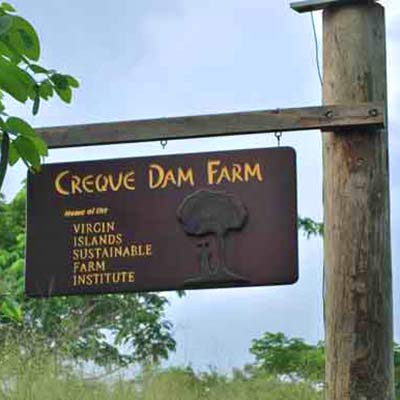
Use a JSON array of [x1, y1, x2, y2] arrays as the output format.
[[290, 0, 377, 13]]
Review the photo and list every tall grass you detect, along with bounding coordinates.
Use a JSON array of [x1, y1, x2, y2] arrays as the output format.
[[0, 339, 322, 400]]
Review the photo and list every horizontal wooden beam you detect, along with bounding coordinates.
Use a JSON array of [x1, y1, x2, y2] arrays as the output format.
[[290, 0, 374, 13], [38, 102, 385, 149]]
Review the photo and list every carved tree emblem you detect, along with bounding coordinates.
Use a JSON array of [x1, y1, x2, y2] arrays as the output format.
[[177, 189, 249, 287]]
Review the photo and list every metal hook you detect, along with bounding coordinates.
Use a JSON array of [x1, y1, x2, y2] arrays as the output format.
[[160, 140, 168, 149], [274, 131, 282, 147]]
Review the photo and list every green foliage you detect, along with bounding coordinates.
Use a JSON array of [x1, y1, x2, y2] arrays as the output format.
[[250, 332, 325, 383], [0, 2, 79, 190], [395, 343, 400, 398], [251, 331, 400, 397], [0, 189, 24, 323], [0, 330, 398, 399], [0, 188, 177, 367], [0, 340, 323, 400], [298, 216, 323, 238], [137, 367, 322, 400]]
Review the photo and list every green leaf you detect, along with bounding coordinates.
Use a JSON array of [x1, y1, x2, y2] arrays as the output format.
[[30, 135, 48, 156], [8, 16, 40, 61], [0, 14, 12, 36], [32, 91, 40, 115], [6, 116, 36, 137], [9, 258, 23, 274], [0, 57, 36, 103], [51, 73, 69, 90], [8, 141, 19, 165], [66, 75, 79, 88], [0, 57, 31, 102], [38, 80, 53, 99], [15, 66, 36, 89], [18, 29, 33, 51], [13, 135, 40, 169], [1, 301, 16, 320], [30, 63, 48, 74], [1, 2, 16, 12], [1, 298, 22, 322], [0, 40, 22, 64], [55, 85, 72, 103]]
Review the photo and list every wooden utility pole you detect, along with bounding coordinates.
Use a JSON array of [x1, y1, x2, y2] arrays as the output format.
[[324, 3, 394, 398], [292, 0, 394, 398]]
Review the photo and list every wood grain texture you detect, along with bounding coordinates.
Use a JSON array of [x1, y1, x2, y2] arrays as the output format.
[[36, 103, 384, 149], [323, 3, 394, 399]]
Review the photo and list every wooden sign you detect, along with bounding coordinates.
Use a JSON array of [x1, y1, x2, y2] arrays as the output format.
[[25, 147, 298, 297]]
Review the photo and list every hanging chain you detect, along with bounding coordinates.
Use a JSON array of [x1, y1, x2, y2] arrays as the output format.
[[274, 131, 282, 147], [160, 139, 168, 149]]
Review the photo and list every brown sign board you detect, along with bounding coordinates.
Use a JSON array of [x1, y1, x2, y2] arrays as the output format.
[[25, 147, 298, 297]]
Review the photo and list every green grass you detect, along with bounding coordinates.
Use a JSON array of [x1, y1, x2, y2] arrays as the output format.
[[0, 341, 322, 400]]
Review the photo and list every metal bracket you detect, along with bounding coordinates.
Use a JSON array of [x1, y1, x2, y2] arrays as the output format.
[[290, 0, 376, 13]]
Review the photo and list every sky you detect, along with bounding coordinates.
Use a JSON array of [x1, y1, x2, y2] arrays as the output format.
[[2, 0, 399, 372]]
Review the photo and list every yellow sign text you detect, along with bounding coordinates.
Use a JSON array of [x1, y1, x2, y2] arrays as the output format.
[[148, 163, 195, 189], [55, 170, 135, 196], [207, 160, 263, 184]]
